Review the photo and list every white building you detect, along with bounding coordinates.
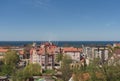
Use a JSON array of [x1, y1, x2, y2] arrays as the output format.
[[62, 47, 83, 61], [83, 46, 109, 61]]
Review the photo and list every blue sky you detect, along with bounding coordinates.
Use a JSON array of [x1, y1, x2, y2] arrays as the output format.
[[0, 0, 120, 41]]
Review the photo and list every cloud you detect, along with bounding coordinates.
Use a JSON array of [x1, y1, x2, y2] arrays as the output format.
[[31, 0, 52, 8], [21, 0, 52, 9]]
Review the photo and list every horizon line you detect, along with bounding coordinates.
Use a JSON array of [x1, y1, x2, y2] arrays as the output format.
[[0, 40, 120, 42]]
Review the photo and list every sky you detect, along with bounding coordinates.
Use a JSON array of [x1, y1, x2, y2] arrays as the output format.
[[0, 0, 120, 41]]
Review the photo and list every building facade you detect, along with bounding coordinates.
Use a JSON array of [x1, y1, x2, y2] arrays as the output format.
[[83, 46, 109, 61], [62, 47, 83, 61], [30, 42, 58, 69]]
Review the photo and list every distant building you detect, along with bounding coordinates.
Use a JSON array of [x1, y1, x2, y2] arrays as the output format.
[[83, 45, 109, 62], [30, 42, 58, 69], [0, 47, 8, 59], [0, 46, 27, 65], [62, 47, 83, 61], [107, 43, 120, 65], [18, 50, 24, 60], [114, 49, 120, 57], [113, 43, 120, 47]]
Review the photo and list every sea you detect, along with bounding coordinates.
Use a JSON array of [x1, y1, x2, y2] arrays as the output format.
[[0, 41, 120, 47]]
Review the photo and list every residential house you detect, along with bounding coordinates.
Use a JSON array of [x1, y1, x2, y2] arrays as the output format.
[[30, 42, 58, 69], [113, 43, 120, 47], [62, 47, 83, 62], [10, 47, 25, 61], [0, 46, 27, 66], [0, 47, 8, 59]]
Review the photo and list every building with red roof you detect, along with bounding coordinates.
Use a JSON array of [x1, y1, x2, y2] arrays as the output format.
[[113, 43, 120, 47], [30, 42, 58, 69], [0, 48, 8, 59], [62, 47, 83, 61]]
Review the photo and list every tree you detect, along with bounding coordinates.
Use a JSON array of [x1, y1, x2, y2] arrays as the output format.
[[0, 50, 19, 75], [69, 45, 120, 81], [0, 64, 13, 75], [27, 63, 41, 76], [12, 70, 24, 81], [107, 45, 120, 58], [107, 45, 120, 66], [12, 63, 42, 81], [82, 58, 119, 81], [56, 53, 63, 63], [61, 55, 72, 81], [23, 63, 41, 80], [4, 50, 19, 66]]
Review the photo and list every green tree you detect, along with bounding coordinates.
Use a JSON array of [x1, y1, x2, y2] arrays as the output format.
[[70, 45, 120, 81], [56, 54, 63, 62], [12, 70, 24, 81], [13, 63, 41, 81], [0, 50, 19, 75], [0, 64, 13, 75], [107, 45, 120, 58], [83, 58, 120, 81], [61, 55, 72, 81], [4, 50, 19, 66], [22, 63, 41, 81], [98, 59, 120, 81]]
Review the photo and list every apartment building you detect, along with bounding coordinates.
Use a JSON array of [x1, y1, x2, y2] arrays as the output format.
[[30, 42, 58, 69], [83, 45, 109, 61], [62, 47, 83, 61]]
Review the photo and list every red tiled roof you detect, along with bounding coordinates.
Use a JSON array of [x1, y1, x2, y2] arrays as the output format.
[[38, 48, 45, 54], [0, 48, 8, 53], [63, 47, 83, 52], [30, 42, 57, 55]]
